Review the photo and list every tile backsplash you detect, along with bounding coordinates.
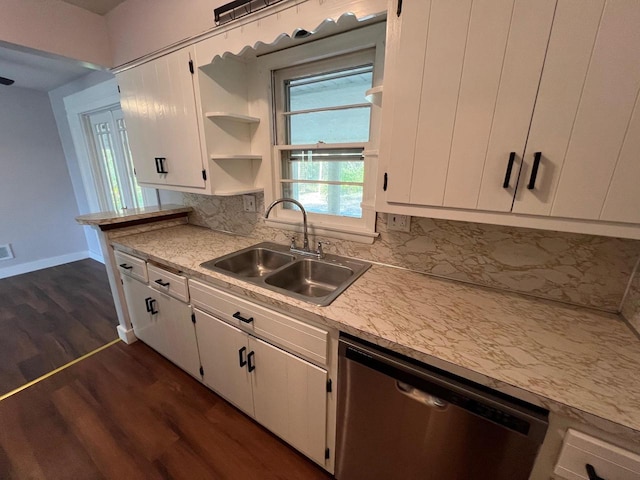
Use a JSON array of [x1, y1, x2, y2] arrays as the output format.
[[183, 193, 640, 313]]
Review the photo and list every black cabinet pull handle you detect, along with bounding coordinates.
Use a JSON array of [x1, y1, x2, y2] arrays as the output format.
[[233, 311, 254, 324], [119, 263, 133, 270], [585, 464, 605, 480], [148, 298, 158, 315], [238, 346, 247, 368], [144, 296, 152, 312], [503, 152, 516, 188], [527, 152, 542, 190], [155, 157, 168, 174], [154, 279, 170, 287], [247, 351, 255, 372]]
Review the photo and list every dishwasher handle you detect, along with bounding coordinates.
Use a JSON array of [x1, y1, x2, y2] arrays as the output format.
[[397, 381, 448, 409]]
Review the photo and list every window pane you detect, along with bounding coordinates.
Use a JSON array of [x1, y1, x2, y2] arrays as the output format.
[[282, 149, 364, 183], [282, 182, 363, 218], [288, 66, 373, 111], [288, 107, 371, 144]]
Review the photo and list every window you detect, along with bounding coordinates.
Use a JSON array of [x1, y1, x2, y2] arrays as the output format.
[[85, 108, 157, 211], [270, 42, 381, 238]]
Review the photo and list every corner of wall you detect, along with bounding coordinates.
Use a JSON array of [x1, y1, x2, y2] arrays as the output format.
[[621, 258, 640, 335]]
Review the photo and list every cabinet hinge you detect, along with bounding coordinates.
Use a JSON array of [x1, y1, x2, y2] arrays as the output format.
[[396, 0, 403, 16], [189, 59, 194, 75], [191, 313, 196, 324], [325, 448, 330, 460], [383, 172, 388, 191], [326, 379, 332, 393], [202, 169, 207, 181], [199, 366, 204, 376]]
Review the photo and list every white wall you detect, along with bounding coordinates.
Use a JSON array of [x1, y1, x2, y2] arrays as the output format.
[[106, 0, 225, 66], [0, 0, 111, 67], [0, 86, 89, 278], [49, 70, 117, 262]]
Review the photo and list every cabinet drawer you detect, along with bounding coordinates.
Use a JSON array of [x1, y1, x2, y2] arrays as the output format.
[[114, 251, 147, 283], [190, 279, 328, 365], [148, 263, 189, 302]]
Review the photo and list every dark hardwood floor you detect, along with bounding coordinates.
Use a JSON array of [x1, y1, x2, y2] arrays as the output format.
[[0, 341, 334, 480], [0, 259, 119, 395]]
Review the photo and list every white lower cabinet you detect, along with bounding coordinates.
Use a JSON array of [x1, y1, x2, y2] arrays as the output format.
[[249, 335, 328, 465], [194, 307, 328, 465], [121, 274, 201, 379], [119, 258, 333, 469], [195, 308, 255, 415]]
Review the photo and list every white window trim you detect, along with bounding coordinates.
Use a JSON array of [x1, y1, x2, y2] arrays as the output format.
[[256, 22, 386, 244]]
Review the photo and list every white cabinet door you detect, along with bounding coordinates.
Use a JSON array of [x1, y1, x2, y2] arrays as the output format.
[[121, 275, 154, 341], [194, 308, 255, 416], [384, 0, 555, 211], [117, 46, 205, 190], [250, 336, 327, 465], [122, 275, 200, 379], [511, 0, 605, 216], [153, 291, 201, 379], [543, 0, 640, 222]]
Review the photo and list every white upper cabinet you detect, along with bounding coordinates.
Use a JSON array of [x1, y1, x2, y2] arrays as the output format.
[[117, 46, 206, 191], [525, 0, 640, 222], [379, 0, 640, 235], [385, 0, 555, 210]]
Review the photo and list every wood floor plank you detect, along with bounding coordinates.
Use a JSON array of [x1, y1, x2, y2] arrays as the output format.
[[0, 342, 333, 480], [0, 384, 102, 480], [51, 383, 162, 479], [0, 259, 118, 395], [77, 361, 181, 461]]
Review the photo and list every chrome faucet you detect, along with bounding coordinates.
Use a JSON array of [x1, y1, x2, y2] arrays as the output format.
[[265, 197, 315, 256]]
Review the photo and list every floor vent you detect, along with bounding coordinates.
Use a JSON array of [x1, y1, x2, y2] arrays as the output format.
[[0, 244, 14, 261]]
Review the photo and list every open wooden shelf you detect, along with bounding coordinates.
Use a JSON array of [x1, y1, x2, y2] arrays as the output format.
[[212, 187, 264, 196], [205, 112, 260, 124], [365, 85, 383, 104], [210, 154, 262, 161]]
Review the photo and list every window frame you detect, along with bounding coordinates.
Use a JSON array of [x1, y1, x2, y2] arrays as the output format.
[[274, 49, 374, 222], [257, 22, 386, 243]]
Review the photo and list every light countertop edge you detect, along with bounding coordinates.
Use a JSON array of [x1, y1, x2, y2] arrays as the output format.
[[75, 204, 192, 226]]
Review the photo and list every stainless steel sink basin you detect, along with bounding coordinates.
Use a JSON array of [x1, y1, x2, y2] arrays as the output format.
[[265, 259, 354, 298], [202, 247, 294, 278], [200, 242, 370, 306]]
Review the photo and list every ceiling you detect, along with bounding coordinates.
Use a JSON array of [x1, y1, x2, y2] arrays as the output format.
[[59, 0, 126, 15], [0, 43, 101, 92]]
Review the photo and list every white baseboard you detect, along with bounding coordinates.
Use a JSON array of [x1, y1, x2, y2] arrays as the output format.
[[0, 251, 91, 279], [117, 325, 138, 344], [88, 249, 104, 263]]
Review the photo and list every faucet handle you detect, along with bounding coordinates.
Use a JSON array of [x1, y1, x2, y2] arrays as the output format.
[[316, 241, 330, 257], [290, 236, 297, 249]]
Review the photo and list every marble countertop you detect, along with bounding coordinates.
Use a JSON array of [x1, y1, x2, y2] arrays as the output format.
[[75, 204, 192, 227], [111, 224, 640, 440]]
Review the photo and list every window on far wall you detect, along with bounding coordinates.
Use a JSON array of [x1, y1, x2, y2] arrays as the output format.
[[85, 108, 156, 211], [274, 49, 375, 221]]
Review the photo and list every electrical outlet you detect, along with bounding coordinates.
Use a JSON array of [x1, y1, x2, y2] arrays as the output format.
[[387, 214, 411, 232], [242, 195, 256, 212]]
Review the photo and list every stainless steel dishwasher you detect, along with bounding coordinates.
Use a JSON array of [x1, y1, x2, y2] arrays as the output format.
[[336, 335, 549, 480]]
